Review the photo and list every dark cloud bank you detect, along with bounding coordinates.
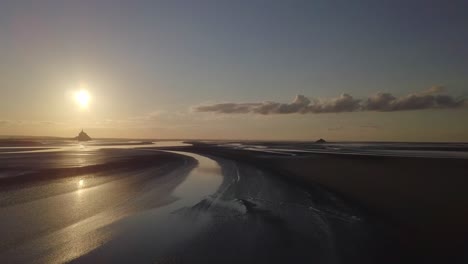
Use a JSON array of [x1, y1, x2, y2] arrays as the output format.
[[194, 87, 467, 115]]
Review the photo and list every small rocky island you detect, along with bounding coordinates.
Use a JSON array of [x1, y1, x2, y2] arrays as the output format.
[[75, 129, 92, 141], [315, 138, 327, 143]]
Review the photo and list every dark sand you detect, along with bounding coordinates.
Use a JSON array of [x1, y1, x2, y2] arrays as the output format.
[[169, 145, 468, 262]]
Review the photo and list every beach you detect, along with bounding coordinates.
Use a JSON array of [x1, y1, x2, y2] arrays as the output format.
[[0, 140, 467, 263]]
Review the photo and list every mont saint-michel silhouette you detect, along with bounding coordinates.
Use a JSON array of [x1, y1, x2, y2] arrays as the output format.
[[74, 129, 92, 141]]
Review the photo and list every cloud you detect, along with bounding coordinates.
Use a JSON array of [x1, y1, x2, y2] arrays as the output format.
[[195, 103, 262, 114], [327, 126, 343, 131], [194, 94, 361, 115], [194, 87, 466, 115], [359, 124, 380, 130], [39, 121, 59, 126], [0, 120, 12, 126], [363, 86, 465, 111], [0, 120, 63, 127], [424, 85, 446, 94], [307, 93, 361, 113]]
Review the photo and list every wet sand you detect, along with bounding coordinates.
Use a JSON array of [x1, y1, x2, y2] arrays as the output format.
[[1, 141, 466, 263], [178, 145, 468, 262], [0, 150, 196, 263], [72, 152, 392, 264], [0, 145, 398, 264]]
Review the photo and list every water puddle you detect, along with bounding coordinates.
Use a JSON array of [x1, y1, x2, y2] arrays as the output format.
[[165, 151, 223, 209]]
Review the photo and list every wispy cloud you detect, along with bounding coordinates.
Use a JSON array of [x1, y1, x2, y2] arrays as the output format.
[[359, 124, 380, 130], [0, 120, 62, 126], [194, 87, 467, 115], [0, 120, 12, 126]]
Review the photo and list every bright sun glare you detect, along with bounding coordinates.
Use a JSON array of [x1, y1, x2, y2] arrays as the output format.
[[74, 89, 91, 108]]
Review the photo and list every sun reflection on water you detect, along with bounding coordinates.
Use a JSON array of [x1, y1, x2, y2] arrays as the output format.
[[78, 179, 85, 188]]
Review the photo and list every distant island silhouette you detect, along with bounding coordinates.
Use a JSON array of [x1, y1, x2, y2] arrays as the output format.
[[315, 138, 326, 143], [75, 129, 92, 141]]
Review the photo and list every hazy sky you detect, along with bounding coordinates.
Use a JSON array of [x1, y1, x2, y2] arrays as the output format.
[[1, 0, 467, 141]]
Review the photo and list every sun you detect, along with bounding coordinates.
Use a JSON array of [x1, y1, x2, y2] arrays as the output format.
[[74, 89, 91, 108]]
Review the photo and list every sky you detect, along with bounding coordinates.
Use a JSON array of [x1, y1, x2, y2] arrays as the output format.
[[0, 0, 467, 141]]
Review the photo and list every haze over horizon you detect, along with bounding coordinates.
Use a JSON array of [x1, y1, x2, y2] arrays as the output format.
[[1, 0, 467, 141]]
